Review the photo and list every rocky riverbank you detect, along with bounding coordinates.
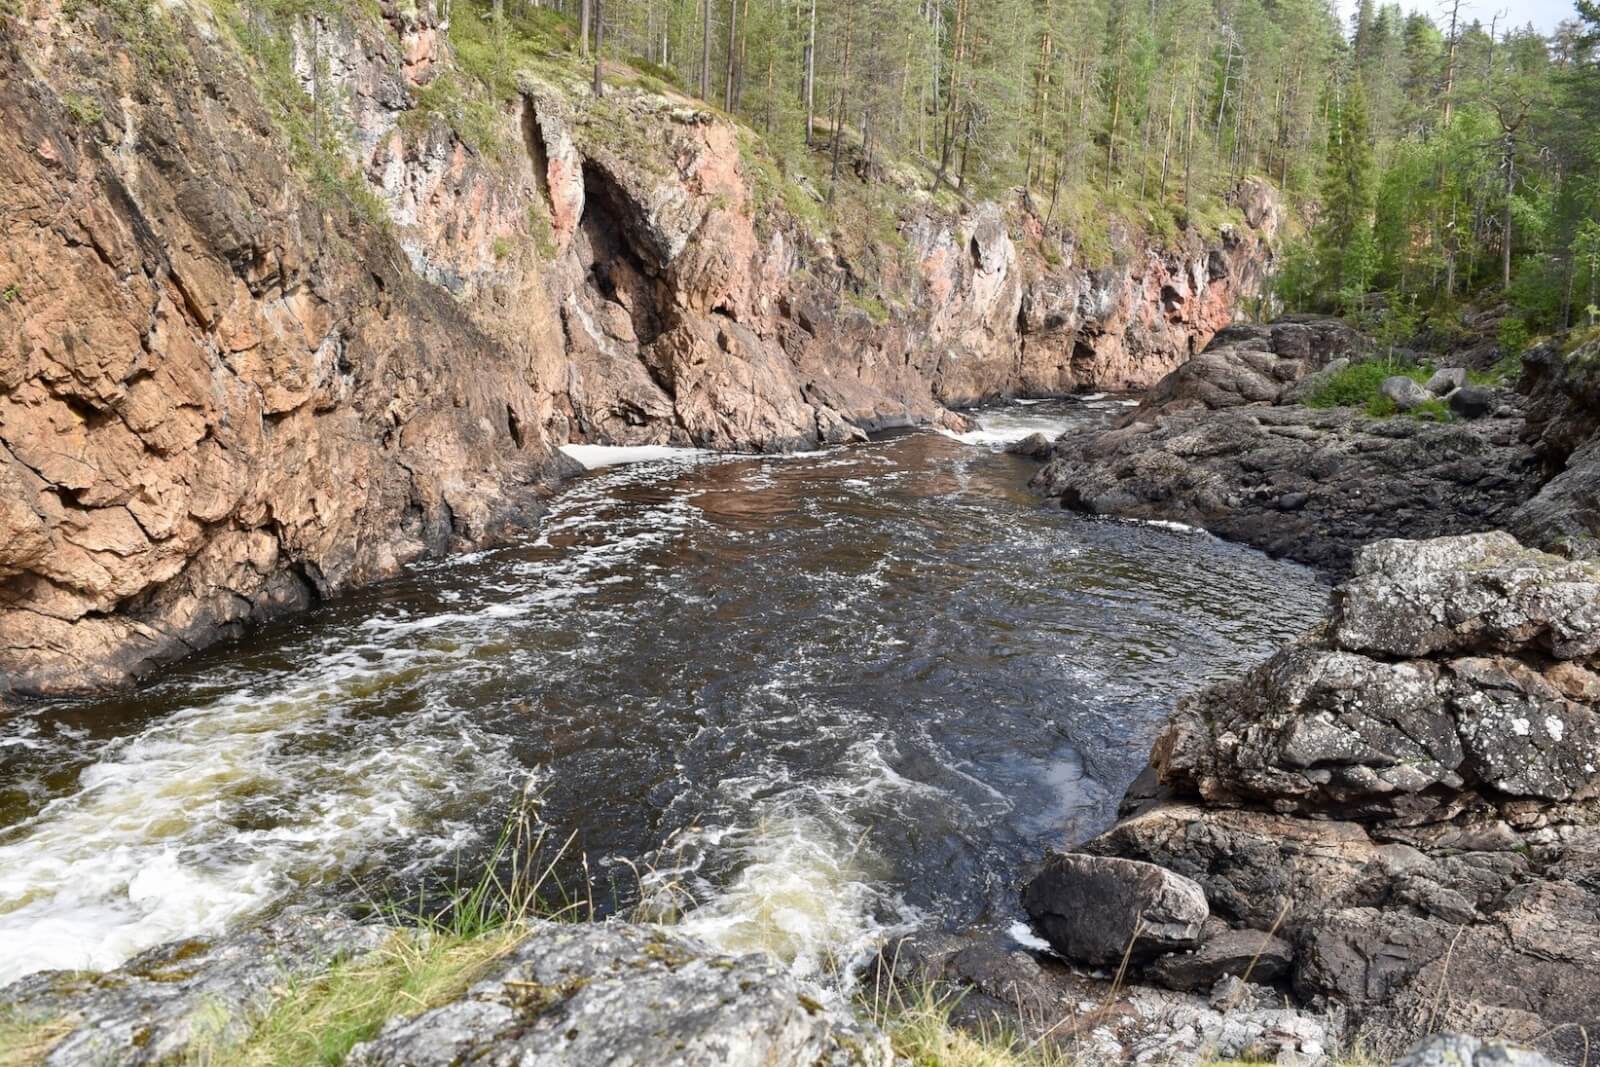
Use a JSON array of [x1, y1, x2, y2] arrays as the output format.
[[872, 532, 1599, 1066], [1030, 321, 1543, 575]]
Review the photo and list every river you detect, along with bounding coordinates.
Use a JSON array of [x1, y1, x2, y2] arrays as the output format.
[[0, 399, 1327, 989]]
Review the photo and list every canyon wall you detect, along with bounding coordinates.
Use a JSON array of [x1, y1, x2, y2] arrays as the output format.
[[0, 0, 1279, 696]]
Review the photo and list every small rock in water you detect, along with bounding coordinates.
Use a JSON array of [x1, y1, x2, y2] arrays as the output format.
[[1006, 432, 1056, 459]]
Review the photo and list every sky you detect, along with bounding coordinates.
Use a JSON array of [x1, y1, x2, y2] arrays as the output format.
[[1333, 0, 1585, 36]]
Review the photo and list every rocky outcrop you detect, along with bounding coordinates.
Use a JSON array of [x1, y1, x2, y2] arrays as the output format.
[[1031, 325, 1538, 574], [0, 0, 1277, 696], [0, 915, 887, 1067], [348, 922, 886, 1067], [1507, 337, 1600, 559], [1120, 318, 1369, 423], [1030, 534, 1600, 1065]]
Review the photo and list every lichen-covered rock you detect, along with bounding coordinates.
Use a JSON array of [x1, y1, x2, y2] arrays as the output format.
[[1065, 533, 1600, 1064], [0, 913, 390, 1066], [1021, 853, 1208, 966], [346, 922, 888, 1067], [1393, 1034, 1560, 1067], [1330, 532, 1600, 661]]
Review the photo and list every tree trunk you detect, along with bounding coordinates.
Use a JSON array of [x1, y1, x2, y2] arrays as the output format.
[[580, 0, 590, 54], [592, 0, 604, 96], [700, 0, 711, 101], [803, 0, 816, 145], [723, 0, 737, 110]]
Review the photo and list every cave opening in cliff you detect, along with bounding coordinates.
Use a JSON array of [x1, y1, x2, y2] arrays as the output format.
[[576, 160, 666, 346]]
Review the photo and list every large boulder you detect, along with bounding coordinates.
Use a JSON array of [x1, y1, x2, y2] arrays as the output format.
[[1426, 367, 1468, 396], [1075, 532, 1600, 1064], [1381, 375, 1433, 412], [1022, 853, 1208, 966], [1121, 318, 1369, 423]]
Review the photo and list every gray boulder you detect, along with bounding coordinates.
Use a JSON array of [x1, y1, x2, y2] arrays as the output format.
[[1425, 367, 1468, 395], [1381, 375, 1433, 411], [1022, 853, 1208, 966], [1450, 385, 1496, 418], [347, 922, 888, 1067], [1144, 927, 1294, 992], [1392, 1033, 1559, 1067], [0, 913, 391, 1066]]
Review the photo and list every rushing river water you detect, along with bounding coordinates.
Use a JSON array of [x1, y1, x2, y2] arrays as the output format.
[[0, 400, 1328, 989]]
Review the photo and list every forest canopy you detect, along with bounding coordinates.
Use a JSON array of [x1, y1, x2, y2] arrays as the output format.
[[466, 0, 1600, 337]]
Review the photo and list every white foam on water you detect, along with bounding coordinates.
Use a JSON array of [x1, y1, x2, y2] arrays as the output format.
[[1078, 392, 1109, 401], [0, 660, 516, 985], [0, 459, 715, 988], [560, 443, 712, 469], [1124, 517, 1213, 536], [938, 412, 1078, 447], [671, 813, 910, 983]]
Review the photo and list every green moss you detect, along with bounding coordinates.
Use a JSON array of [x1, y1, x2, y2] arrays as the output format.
[[64, 0, 186, 77], [62, 91, 105, 126], [844, 291, 891, 324], [527, 204, 557, 260]]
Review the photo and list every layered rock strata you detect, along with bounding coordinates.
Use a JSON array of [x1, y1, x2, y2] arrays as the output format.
[[0, 0, 1278, 695]]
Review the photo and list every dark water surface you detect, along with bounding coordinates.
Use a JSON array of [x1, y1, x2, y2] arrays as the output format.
[[0, 401, 1327, 987]]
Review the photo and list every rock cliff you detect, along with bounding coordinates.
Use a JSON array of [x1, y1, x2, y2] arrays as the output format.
[[0, 0, 1278, 696]]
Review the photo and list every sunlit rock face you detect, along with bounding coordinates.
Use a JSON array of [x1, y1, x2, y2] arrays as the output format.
[[0, 0, 1274, 695]]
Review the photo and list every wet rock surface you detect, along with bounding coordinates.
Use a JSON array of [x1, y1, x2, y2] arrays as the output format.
[[1033, 403, 1538, 575], [1024, 534, 1600, 1065]]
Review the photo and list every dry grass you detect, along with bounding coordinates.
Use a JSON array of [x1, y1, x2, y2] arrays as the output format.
[[0, 1010, 74, 1067]]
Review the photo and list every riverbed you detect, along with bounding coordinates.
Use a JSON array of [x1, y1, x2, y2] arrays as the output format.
[[0, 399, 1327, 988]]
